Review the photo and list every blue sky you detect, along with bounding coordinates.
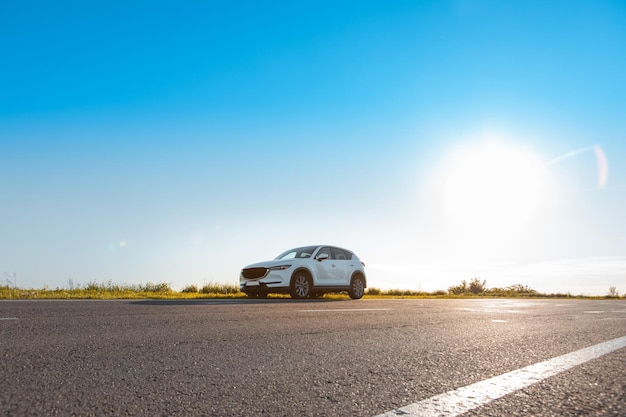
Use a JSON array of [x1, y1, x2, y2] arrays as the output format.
[[1, 1, 625, 295]]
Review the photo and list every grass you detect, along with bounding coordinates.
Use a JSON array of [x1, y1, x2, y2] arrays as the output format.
[[0, 280, 623, 300], [0, 281, 243, 300]]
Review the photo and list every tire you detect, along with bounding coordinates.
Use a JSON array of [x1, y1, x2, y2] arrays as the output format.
[[348, 275, 365, 299], [290, 271, 312, 299]]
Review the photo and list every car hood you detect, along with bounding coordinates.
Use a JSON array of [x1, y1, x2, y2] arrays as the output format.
[[243, 259, 304, 269]]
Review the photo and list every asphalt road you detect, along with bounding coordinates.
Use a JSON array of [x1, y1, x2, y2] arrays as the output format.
[[1, 298, 625, 416]]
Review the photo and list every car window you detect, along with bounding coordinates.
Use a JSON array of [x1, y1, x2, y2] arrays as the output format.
[[316, 247, 332, 259], [275, 246, 318, 260], [331, 247, 352, 260], [278, 251, 297, 259], [298, 249, 314, 258]]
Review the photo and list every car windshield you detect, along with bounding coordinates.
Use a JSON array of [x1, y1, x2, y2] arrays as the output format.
[[275, 246, 319, 260]]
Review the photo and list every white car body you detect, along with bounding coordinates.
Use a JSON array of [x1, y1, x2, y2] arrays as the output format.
[[240, 245, 367, 299]]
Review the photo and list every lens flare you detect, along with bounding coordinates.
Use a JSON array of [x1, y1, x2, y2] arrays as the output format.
[[593, 146, 608, 189], [549, 145, 609, 189]]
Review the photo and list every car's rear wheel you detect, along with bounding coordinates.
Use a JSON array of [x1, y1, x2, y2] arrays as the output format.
[[348, 275, 365, 299], [290, 272, 312, 299]]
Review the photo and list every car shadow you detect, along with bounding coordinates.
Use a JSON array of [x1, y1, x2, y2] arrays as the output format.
[[131, 298, 353, 306]]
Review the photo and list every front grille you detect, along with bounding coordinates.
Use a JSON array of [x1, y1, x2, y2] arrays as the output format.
[[242, 267, 268, 279]]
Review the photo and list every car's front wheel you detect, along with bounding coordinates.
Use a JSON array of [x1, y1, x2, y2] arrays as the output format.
[[348, 275, 365, 299], [290, 272, 312, 299]]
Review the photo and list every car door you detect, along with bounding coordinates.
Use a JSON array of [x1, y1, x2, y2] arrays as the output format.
[[313, 246, 338, 285], [330, 247, 352, 286]]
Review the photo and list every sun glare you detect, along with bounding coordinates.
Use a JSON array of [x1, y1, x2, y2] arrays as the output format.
[[443, 141, 549, 239]]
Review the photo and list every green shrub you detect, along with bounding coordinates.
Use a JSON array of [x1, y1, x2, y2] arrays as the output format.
[[84, 281, 104, 292], [181, 284, 199, 293], [448, 280, 468, 295], [468, 278, 487, 294], [606, 286, 620, 298], [141, 282, 172, 293], [200, 283, 239, 295], [366, 287, 381, 295]]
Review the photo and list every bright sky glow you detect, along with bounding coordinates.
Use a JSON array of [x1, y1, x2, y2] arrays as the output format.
[[1, 1, 625, 295], [443, 141, 549, 240]]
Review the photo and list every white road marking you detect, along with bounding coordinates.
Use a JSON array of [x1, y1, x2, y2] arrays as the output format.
[[491, 320, 508, 323], [300, 308, 392, 312], [0, 318, 18, 320], [375, 335, 626, 417]]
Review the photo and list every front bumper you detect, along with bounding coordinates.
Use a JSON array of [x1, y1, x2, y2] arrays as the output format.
[[239, 271, 289, 293], [240, 281, 290, 294]]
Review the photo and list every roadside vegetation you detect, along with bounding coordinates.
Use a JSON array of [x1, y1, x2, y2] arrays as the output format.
[[0, 281, 241, 300], [0, 278, 623, 300], [367, 278, 624, 299]]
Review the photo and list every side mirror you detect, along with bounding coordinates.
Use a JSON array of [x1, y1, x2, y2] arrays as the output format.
[[316, 253, 329, 261]]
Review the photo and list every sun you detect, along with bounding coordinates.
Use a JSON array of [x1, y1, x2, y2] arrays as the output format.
[[442, 141, 549, 239]]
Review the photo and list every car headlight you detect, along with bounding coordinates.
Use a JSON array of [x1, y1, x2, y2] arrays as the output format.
[[268, 265, 291, 271]]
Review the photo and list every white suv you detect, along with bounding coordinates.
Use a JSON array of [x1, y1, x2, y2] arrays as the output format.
[[240, 245, 367, 299]]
